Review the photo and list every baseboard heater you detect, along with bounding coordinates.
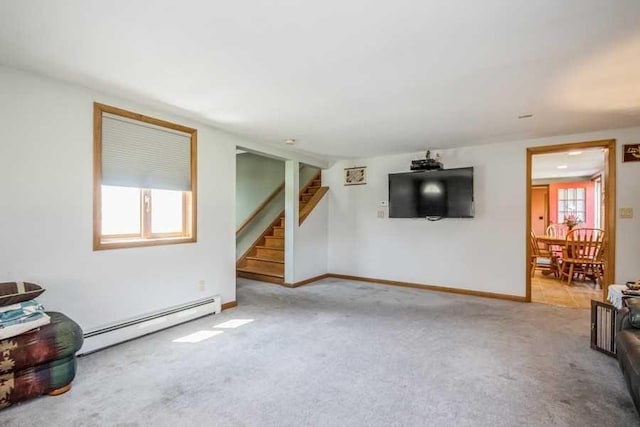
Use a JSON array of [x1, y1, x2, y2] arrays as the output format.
[[78, 295, 222, 356]]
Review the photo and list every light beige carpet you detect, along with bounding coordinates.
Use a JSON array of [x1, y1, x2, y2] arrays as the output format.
[[0, 277, 635, 426]]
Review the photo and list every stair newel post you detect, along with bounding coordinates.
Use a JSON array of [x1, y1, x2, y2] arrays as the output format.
[[284, 160, 299, 284]]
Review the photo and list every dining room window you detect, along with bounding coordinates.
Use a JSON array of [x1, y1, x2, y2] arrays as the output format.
[[558, 188, 586, 223]]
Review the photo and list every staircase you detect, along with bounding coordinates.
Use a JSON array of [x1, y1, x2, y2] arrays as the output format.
[[237, 172, 327, 284]]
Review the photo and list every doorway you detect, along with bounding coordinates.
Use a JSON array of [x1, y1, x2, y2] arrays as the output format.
[[531, 185, 549, 237], [526, 140, 616, 307]]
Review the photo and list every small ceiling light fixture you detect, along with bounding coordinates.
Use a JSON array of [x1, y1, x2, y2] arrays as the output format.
[[285, 138, 296, 145], [568, 150, 583, 156], [518, 114, 534, 119], [557, 165, 568, 169]]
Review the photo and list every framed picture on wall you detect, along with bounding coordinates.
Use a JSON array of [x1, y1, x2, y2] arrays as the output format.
[[623, 144, 640, 162], [344, 166, 366, 186]]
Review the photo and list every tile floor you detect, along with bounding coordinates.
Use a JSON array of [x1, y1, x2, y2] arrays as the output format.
[[531, 271, 602, 308]]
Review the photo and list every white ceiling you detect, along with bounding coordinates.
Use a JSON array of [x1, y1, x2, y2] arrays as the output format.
[[532, 148, 604, 179], [1, 1, 640, 159]]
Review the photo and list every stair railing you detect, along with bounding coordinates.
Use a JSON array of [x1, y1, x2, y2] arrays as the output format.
[[236, 183, 285, 236]]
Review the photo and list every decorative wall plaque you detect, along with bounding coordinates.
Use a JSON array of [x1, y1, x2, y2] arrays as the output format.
[[344, 166, 366, 185], [623, 144, 640, 162]]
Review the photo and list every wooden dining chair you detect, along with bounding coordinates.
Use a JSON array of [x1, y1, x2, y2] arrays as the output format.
[[530, 231, 559, 278], [545, 225, 556, 237], [545, 224, 566, 257], [559, 228, 606, 287], [546, 224, 567, 238], [589, 238, 607, 285]]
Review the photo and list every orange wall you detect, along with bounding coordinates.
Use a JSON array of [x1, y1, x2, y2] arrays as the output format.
[[548, 181, 595, 228]]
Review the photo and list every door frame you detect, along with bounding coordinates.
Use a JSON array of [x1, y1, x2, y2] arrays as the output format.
[[526, 139, 616, 302]]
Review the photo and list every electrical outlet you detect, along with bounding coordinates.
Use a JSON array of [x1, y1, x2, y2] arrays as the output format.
[[620, 208, 634, 219], [198, 280, 206, 292], [377, 210, 385, 219]]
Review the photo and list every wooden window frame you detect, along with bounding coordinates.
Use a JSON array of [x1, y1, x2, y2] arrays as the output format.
[[93, 103, 197, 250]]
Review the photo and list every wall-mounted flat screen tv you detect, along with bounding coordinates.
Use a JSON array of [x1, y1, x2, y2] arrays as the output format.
[[388, 167, 474, 218]]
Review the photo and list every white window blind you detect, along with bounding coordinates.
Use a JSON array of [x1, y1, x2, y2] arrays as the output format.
[[101, 113, 192, 191]]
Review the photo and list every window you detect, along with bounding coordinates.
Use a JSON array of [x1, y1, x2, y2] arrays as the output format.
[[94, 103, 197, 250], [557, 187, 585, 224]]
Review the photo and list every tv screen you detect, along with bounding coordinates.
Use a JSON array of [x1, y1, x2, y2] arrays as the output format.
[[388, 167, 474, 218]]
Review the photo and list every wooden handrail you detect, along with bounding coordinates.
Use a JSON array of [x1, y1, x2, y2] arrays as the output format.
[[236, 183, 285, 236], [236, 170, 322, 235], [300, 186, 329, 225]]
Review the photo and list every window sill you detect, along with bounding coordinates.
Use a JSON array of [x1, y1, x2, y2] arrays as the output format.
[[94, 236, 196, 251]]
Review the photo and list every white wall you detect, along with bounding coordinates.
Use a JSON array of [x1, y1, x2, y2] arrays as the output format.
[[236, 153, 284, 226], [0, 66, 261, 331], [326, 127, 640, 297], [290, 166, 328, 283], [293, 194, 329, 283]]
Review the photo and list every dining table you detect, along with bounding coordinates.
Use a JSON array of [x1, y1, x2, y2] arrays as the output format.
[[535, 235, 568, 247], [536, 234, 605, 284]]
